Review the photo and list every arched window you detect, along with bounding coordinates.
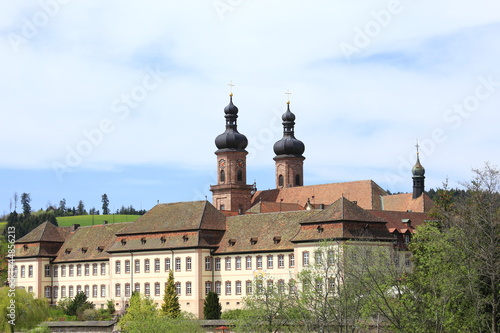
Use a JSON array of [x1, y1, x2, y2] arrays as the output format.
[[278, 175, 284, 187], [295, 174, 301, 186], [237, 169, 242, 181], [220, 170, 225, 182]]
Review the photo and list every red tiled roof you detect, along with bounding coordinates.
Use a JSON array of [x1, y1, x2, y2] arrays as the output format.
[[16, 221, 70, 243], [246, 201, 305, 213], [368, 210, 431, 234], [251, 180, 387, 210], [302, 197, 385, 224], [381, 193, 433, 213]]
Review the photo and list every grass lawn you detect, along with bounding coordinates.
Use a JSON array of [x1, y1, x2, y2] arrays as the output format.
[[57, 214, 141, 227], [0, 221, 6, 233]]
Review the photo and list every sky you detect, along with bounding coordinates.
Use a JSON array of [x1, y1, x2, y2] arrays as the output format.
[[1, 0, 499, 216]]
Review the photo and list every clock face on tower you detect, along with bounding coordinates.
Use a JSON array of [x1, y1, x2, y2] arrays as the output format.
[[236, 159, 244, 168], [219, 159, 226, 169]]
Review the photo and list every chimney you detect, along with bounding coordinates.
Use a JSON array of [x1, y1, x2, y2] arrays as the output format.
[[72, 224, 80, 231]]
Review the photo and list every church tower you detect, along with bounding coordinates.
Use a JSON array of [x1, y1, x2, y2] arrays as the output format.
[[210, 92, 254, 213], [273, 100, 305, 188], [412, 144, 425, 199]]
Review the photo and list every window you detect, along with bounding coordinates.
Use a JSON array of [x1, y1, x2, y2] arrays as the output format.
[[115, 284, 121, 297], [135, 283, 140, 293], [303, 251, 309, 267], [125, 260, 130, 273], [21, 266, 25, 278], [84, 264, 89, 276], [278, 174, 284, 187], [327, 250, 335, 266], [393, 253, 400, 267], [28, 286, 33, 293], [53, 265, 58, 277], [205, 257, 212, 271], [405, 253, 411, 267], [328, 278, 335, 291], [220, 169, 225, 182], [85, 285, 89, 298], [315, 278, 323, 292], [220, 204, 225, 210], [186, 282, 192, 295], [61, 286, 66, 298], [92, 285, 97, 298], [155, 258, 160, 272], [315, 251, 322, 265], [246, 256, 252, 269], [145, 283, 150, 296], [289, 254, 295, 268], [45, 286, 51, 298], [69, 286, 74, 297], [13, 266, 17, 278], [405, 234, 411, 244], [77, 285, 82, 294], [77, 264, 82, 276], [116, 261, 121, 274], [235, 257, 241, 270], [236, 281, 242, 295], [100, 263, 106, 275], [215, 281, 221, 295], [29, 265, 34, 278], [69, 265, 74, 276], [278, 255, 285, 268], [237, 169, 242, 181], [51, 286, 57, 299], [93, 263, 97, 275], [278, 279, 285, 293], [256, 256, 262, 269], [186, 257, 192, 271], [215, 258, 221, 271], [101, 285, 106, 297], [175, 282, 181, 295], [225, 257, 231, 270], [246, 281, 252, 295], [295, 174, 301, 186], [155, 282, 161, 296], [45, 265, 50, 277], [225, 281, 232, 295], [175, 258, 181, 271], [165, 258, 171, 271], [145, 259, 150, 273], [205, 281, 212, 295], [133, 259, 139, 273], [267, 280, 274, 291], [125, 283, 131, 297], [267, 255, 274, 269]]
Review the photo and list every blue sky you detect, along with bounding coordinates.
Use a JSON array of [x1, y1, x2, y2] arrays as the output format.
[[1, 1, 499, 215]]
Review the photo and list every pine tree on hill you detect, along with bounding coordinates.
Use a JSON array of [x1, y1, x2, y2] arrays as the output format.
[[161, 270, 180, 318]]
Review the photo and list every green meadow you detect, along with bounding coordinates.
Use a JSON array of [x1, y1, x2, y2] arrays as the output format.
[[56, 214, 141, 227]]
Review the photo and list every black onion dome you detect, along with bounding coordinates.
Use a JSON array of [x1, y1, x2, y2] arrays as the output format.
[[215, 96, 248, 152], [412, 154, 425, 177], [273, 103, 305, 157]]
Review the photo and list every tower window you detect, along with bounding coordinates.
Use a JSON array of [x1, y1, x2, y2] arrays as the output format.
[[237, 169, 242, 181], [295, 174, 301, 186], [220, 170, 225, 182], [278, 175, 284, 187]]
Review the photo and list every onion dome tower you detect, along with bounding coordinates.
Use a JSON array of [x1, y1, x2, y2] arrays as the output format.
[[210, 89, 254, 213], [412, 143, 425, 199], [273, 99, 305, 188]]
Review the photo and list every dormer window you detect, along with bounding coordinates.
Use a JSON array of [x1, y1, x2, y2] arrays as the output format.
[[96, 246, 104, 253], [141, 238, 146, 244], [228, 239, 236, 246], [183, 235, 189, 242], [401, 219, 412, 228], [65, 248, 72, 254], [121, 239, 126, 246], [250, 237, 258, 245], [23, 244, 28, 251], [81, 247, 88, 254], [273, 236, 281, 244], [317, 226, 324, 233], [404, 234, 411, 244], [160, 236, 166, 244]]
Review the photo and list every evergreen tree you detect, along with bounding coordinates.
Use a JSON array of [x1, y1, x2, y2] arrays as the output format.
[[21, 193, 31, 216], [204, 291, 222, 319], [161, 271, 180, 318], [102, 194, 110, 215]]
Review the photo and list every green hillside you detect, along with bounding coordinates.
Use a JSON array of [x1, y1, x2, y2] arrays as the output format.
[[57, 214, 141, 227], [0, 222, 6, 234]]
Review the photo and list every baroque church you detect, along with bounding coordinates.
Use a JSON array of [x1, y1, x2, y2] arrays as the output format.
[[12, 93, 432, 318]]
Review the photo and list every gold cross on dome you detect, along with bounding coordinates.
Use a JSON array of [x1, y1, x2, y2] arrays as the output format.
[[228, 80, 235, 96], [285, 89, 291, 104], [415, 140, 420, 154]]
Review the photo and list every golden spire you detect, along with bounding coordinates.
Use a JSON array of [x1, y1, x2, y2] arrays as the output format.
[[285, 89, 291, 104], [228, 80, 235, 97]]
